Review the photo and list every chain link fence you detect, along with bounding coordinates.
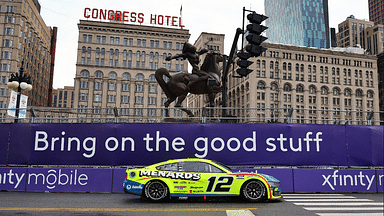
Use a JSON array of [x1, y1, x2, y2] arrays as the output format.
[[1, 107, 383, 125]]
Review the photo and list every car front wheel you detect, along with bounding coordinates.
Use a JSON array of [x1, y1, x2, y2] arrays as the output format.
[[241, 180, 266, 202], [144, 181, 168, 202]]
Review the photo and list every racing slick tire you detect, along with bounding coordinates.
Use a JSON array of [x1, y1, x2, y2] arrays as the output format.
[[143, 180, 169, 202], [241, 180, 266, 202]]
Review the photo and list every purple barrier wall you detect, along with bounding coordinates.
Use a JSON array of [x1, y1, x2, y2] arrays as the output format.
[[2, 167, 382, 193], [4, 123, 372, 166], [0, 124, 10, 165], [346, 125, 384, 166], [25, 168, 113, 192], [0, 167, 28, 191], [294, 169, 378, 193]]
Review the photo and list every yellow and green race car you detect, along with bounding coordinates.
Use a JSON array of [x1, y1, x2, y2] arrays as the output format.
[[123, 158, 281, 202]]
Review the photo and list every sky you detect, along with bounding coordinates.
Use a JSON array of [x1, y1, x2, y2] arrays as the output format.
[[37, 0, 370, 89]]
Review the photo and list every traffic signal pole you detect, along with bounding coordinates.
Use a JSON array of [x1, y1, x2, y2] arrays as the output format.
[[222, 28, 242, 118]]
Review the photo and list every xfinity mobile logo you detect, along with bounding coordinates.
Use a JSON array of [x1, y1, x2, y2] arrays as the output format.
[[322, 170, 376, 190]]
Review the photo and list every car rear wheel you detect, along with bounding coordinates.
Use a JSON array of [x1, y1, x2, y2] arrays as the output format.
[[144, 181, 168, 202], [241, 180, 266, 202]]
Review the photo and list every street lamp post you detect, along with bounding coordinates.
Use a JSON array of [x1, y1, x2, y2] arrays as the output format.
[[7, 64, 32, 123]]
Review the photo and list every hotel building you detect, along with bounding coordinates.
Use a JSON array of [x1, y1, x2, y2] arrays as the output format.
[[0, 0, 57, 121], [73, 20, 190, 120], [221, 42, 380, 125]]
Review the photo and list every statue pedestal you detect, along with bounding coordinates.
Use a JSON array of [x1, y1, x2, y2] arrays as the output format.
[[161, 118, 202, 123]]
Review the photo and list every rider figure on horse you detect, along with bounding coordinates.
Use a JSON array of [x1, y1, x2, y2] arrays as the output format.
[[165, 42, 215, 91]]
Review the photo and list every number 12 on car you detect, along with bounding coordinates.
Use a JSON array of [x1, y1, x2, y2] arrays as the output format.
[[206, 176, 234, 193]]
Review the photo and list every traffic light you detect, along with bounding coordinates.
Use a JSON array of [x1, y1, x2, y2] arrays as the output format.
[[236, 52, 253, 77], [245, 12, 268, 57]]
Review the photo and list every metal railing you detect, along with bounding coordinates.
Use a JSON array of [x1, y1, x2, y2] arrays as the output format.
[[1, 107, 383, 125]]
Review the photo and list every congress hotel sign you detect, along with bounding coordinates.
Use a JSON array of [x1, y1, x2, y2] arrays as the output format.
[[84, 8, 185, 28]]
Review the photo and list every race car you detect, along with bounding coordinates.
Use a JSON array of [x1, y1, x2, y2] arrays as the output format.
[[123, 158, 281, 202]]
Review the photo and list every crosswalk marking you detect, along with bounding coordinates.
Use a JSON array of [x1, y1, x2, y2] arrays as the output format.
[[317, 214, 384, 216], [283, 196, 357, 199], [226, 210, 255, 216], [284, 198, 372, 202], [303, 207, 384, 211], [294, 202, 384, 206], [283, 193, 383, 216]]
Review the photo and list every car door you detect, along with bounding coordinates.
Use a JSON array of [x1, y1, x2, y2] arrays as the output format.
[[181, 162, 235, 196]]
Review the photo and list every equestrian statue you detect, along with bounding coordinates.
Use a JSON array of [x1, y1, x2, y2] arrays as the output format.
[[155, 42, 222, 117]]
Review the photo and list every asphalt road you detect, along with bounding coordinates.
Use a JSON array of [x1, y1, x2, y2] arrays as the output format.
[[0, 192, 383, 216]]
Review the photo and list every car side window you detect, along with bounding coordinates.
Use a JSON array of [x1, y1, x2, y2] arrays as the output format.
[[156, 162, 179, 171], [182, 162, 224, 173]]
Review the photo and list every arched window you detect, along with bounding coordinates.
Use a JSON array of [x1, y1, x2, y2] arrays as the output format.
[[270, 61, 274, 69], [137, 51, 141, 58], [136, 74, 144, 81], [296, 85, 303, 93], [82, 46, 86, 54], [300, 64, 304, 72], [367, 90, 373, 98], [128, 50, 132, 57], [155, 52, 159, 59], [295, 63, 299, 72], [149, 74, 156, 82], [283, 84, 291, 91], [283, 62, 287, 70], [344, 89, 351, 97], [271, 83, 278, 91], [122, 73, 130, 80], [288, 63, 292, 71], [80, 70, 89, 77], [245, 82, 250, 91], [313, 65, 316, 73], [257, 60, 261, 68], [275, 62, 279, 69], [95, 71, 103, 78], [109, 72, 117, 79], [321, 87, 328, 95], [309, 86, 316, 94], [96, 48, 100, 55], [115, 49, 119, 56], [150, 52, 154, 59], [142, 51, 146, 59], [110, 49, 114, 56], [356, 89, 363, 97], [123, 50, 127, 57], [101, 48, 105, 55], [333, 88, 340, 96], [163, 53, 167, 60], [308, 65, 312, 73], [320, 66, 324, 74], [87, 47, 91, 54], [257, 82, 265, 90], [262, 60, 266, 69]]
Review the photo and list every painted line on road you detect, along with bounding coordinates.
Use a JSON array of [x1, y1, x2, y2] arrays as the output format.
[[294, 202, 384, 206], [0, 207, 257, 212], [303, 207, 384, 211], [317, 214, 384, 216], [284, 199, 372, 202], [227, 210, 255, 216], [283, 196, 357, 199]]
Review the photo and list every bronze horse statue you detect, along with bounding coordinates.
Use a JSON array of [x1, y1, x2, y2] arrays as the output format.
[[155, 52, 222, 117]]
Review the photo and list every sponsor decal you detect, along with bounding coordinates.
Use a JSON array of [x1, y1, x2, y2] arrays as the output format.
[[126, 185, 143, 190], [236, 175, 245, 179], [190, 186, 203, 189], [174, 186, 187, 191], [139, 170, 200, 181]]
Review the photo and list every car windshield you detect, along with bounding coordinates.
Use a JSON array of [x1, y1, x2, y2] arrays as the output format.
[[211, 160, 232, 172]]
